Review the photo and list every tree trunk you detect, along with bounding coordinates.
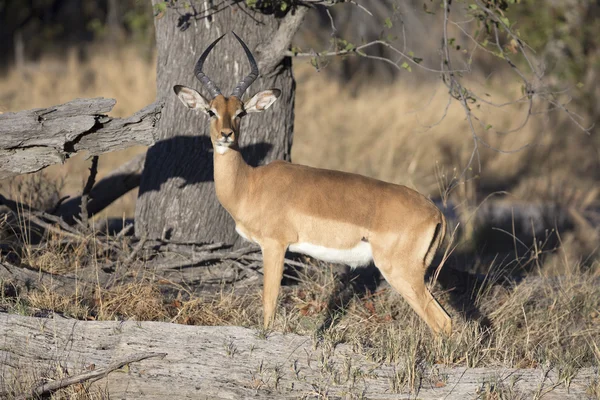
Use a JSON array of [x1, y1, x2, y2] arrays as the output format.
[[135, 1, 299, 247]]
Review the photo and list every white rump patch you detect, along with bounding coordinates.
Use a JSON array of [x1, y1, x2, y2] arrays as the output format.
[[288, 241, 373, 268]]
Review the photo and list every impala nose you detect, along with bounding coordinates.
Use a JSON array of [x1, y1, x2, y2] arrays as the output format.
[[221, 130, 233, 140]]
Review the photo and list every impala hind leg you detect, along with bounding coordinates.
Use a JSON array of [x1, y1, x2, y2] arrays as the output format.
[[261, 241, 286, 328], [377, 258, 451, 335]]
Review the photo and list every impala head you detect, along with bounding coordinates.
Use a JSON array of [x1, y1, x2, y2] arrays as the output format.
[[174, 32, 281, 154]]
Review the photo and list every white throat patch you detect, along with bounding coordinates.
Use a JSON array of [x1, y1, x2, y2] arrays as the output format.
[[215, 146, 229, 155]]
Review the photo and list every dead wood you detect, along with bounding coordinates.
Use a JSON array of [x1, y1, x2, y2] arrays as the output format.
[[0, 260, 100, 296], [14, 351, 166, 400], [79, 155, 99, 230], [0, 313, 594, 399], [0, 98, 160, 179]]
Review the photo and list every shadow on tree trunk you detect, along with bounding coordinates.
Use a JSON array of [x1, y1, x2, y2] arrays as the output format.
[[138, 135, 273, 194]]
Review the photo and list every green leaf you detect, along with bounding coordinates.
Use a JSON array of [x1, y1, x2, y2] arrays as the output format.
[[310, 57, 319, 70], [384, 17, 393, 29], [153, 2, 167, 15], [499, 16, 510, 27], [401, 62, 412, 72], [485, 124, 493, 130], [576, 82, 584, 89]]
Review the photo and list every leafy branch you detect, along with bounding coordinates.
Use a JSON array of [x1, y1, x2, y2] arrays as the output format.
[[285, 0, 593, 199]]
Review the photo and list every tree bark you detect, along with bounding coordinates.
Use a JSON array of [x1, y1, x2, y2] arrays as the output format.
[[1, 313, 594, 399], [135, 1, 305, 247]]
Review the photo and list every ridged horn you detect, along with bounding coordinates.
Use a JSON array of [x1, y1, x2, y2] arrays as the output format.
[[194, 33, 226, 98], [230, 31, 259, 99]]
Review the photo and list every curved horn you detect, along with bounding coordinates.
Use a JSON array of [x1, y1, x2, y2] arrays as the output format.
[[231, 31, 259, 99], [194, 33, 226, 99]]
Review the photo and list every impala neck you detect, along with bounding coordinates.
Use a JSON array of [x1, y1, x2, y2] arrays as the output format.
[[213, 147, 251, 216]]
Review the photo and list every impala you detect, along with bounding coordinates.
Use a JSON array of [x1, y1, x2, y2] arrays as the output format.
[[174, 32, 452, 335]]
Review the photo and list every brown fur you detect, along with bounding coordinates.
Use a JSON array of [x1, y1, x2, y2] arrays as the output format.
[[177, 91, 452, 335]]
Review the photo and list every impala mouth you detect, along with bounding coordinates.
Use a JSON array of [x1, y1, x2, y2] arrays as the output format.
[[214, 139, 234, 154], [216, 139, 233, 146]]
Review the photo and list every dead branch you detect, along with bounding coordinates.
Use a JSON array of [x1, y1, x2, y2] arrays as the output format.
[[15, 352, 166, 400], [0, 99, 160, 179], [24, 214, 116, 251], [79, 155, 99, 230], [0, 260, 81, 295], [257, 6, 309, 74], [122, 236, 147, 267]]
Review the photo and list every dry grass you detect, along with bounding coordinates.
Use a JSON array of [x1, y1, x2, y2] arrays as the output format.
[[2, 226, 598, 372], [1, 214, 599, 397]]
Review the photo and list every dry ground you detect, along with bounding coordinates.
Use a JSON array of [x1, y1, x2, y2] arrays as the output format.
[[1, 45, 599, 398]]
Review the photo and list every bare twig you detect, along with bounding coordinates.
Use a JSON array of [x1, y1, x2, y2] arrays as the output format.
[[116, 223, 134, 239], [286, 40, 462, 74], [16, 352, 166, 400], [122, 236, 147, 267], [24, 213, 116, 252], [80, 155, 99, 230], [231, 259, 262, 278], [33, 211, 81, 236]]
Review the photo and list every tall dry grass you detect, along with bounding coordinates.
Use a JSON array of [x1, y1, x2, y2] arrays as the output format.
[[293, 66, 598, 204]]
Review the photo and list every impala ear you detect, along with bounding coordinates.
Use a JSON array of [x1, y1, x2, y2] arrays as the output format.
[[244, 89, 281, 113], [173, 85, 210, 112]]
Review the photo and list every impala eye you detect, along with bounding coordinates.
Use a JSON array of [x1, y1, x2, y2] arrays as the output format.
[[207, 109, 216, 118]]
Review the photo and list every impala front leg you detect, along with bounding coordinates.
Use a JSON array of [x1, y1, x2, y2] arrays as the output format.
[[261, 240, 286, 328]]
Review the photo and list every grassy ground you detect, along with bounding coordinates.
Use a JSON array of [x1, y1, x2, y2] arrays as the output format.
[[1, 45, 599, 398]]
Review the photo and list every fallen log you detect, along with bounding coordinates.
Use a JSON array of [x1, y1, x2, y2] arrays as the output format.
[[0, 260, 112, 296], [0, 313, 595, 399], [0, 99, 161, 179]]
